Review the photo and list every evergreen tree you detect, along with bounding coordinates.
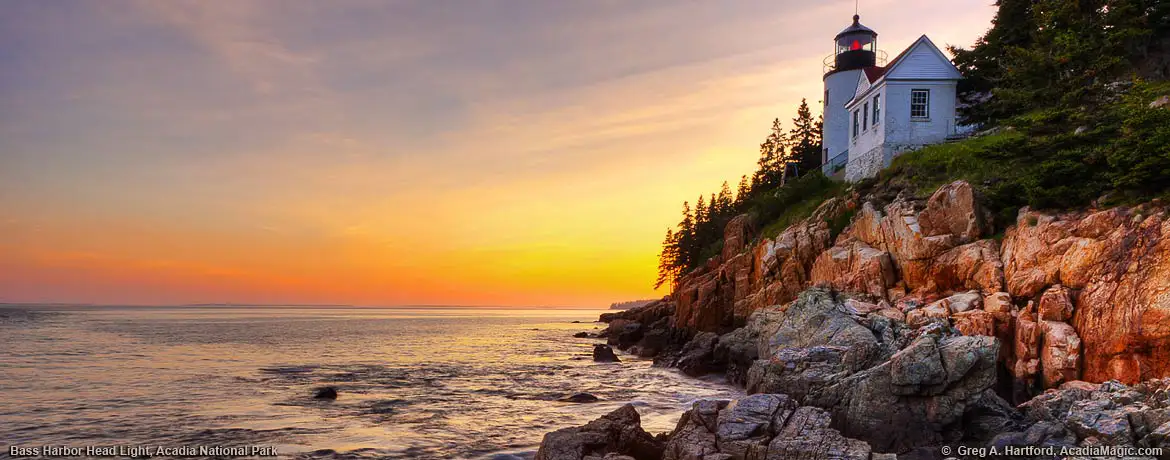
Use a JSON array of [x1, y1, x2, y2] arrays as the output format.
[[717, 181, 734, 216], [694, 195, 707, 230], [787, 99, 823, 177], [951, 0, 1169, 125], [654, 229, 677, 289], [675, 201, 694, 270], [736, 175, 750, 203], [752, 118, 788, 189]]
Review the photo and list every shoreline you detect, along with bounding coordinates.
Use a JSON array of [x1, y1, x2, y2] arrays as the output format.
[[541, 179, 1170, 459]]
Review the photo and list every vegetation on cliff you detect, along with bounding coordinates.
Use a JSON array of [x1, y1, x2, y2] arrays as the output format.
[[895, 0, 1170, 225], [655, 0, 1170, 289], [654, 100, 824, 288]]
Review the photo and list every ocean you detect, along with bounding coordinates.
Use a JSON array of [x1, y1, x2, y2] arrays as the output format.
[[0, 306, 740, 459]]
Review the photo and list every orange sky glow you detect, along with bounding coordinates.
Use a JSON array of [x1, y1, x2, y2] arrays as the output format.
[[0, 1, 997, 307]]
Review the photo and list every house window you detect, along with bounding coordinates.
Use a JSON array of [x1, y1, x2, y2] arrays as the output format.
[[852, 110, 859, 139], [911, 89, 930, 119], [863, 102, 869, 131], [873, 94, 881, 125]]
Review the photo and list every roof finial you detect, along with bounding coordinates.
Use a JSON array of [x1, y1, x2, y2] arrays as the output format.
[[855, 0, 859, 16]]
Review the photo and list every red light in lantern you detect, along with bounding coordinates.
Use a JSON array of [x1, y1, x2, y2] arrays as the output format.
[[851, 40, 862, 51]]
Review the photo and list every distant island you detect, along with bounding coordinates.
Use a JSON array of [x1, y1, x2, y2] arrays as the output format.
[[608, 299, 659, 310]]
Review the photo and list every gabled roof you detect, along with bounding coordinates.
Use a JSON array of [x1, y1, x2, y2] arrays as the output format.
[[882, 35, 961, 81], [863, 66, 887, 84], [845, 35, 962, 109]]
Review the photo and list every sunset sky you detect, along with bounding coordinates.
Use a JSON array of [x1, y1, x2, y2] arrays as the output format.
[[0, 1, 997, 307]]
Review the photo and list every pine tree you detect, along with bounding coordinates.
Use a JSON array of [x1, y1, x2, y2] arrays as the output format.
[[654, 229, 677, 289], [675, 201, 694, 270], [948, 0, 1042, 124], [717, 181, 734, 216], [736, 175, 750, 203], [752, 118, 788, 189], [694, 195, 707, 229], [950, 0, 1169, 125], [787, 99, 823, 178]]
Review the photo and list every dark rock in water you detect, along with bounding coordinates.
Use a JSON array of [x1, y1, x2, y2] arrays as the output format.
[[573, 332, 591, 338], [593, 344, 620, 363], [313, 387, 338, 400], [535, 404, 663, 460], [607, 321, 645, 349], [559, 393, 600, 403], [631, 316, 691, 360], [674, 332, 719, 377], [572, 321, 583, 323]]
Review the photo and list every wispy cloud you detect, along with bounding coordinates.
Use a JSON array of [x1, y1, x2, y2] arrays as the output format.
[[0, 0, 997, 306]]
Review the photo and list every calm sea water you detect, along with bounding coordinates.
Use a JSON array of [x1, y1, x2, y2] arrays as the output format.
[[0, 306, 739, 459]]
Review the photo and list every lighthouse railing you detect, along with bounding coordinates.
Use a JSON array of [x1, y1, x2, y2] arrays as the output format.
[[821, 150, 849, 178], [823, 50, 888, 74]]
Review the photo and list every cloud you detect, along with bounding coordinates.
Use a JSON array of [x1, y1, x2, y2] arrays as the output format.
[[136, 1, 322, 96]]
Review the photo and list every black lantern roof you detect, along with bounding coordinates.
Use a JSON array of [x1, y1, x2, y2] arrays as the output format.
[[835, 15, 876, 40]]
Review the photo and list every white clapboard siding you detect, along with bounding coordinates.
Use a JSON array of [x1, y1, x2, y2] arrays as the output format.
[[885, 36, 962, 81]]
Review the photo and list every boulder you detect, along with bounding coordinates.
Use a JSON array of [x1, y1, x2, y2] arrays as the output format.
[[1039, 321, 1081, 388], [722, 214, 754, 262], [906, 240, 1006, 296], [988, 421, 1077, 450], [1037, 285, 1074, 322], [662, 396, 869, 460], [735, 290, 999, 452], [812, 334, 1000, 452], [593, 344, 621, 363], [675, 332, 719, 377], [1013, 314, 1043, 390], [715, 394, 797, 458], [809, 240, 898, 300], [536, 405, 664, 460], [608, 322, 645, 350], [905, 299, 950, 329], [953, 310, 995, 337], [574, 332, 592, 338], [918, 180, 991, 243], [313, 387, 338, 400], [764, 406, 871, 460], [713, 305, 788, 387], [1008, 378, 1170, 449], [560, 393, 601, 403], [661, 399, 726, 460]]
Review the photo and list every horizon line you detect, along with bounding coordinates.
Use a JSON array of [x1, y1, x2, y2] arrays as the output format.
[[0, 302, 611, 310]]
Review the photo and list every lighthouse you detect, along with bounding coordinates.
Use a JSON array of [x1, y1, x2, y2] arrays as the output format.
[[822, 14, 883, 175], [820, 14, 963, 181]]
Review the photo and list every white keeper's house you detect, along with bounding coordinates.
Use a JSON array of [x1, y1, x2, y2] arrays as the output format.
[[820, 15, 964, 182]]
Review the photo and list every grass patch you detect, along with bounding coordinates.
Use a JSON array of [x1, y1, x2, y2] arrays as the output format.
[[752, 173, 847, 239], [886, 79, 1170, 231]]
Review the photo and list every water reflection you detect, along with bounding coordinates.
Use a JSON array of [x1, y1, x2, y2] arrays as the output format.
[[0, 307, 740, 459]]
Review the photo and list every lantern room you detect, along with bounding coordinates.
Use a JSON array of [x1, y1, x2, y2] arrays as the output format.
[[832, 15, 878, 73]]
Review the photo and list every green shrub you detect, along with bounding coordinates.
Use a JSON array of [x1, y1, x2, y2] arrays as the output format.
[[752, 173, 846, 239]]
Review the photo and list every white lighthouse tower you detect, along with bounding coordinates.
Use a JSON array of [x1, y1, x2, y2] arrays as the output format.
[[821, 15, 884, 175]]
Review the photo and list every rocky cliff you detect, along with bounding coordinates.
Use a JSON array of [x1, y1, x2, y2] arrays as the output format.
[[663, 180, 1170, 396], [553, 180, 1170, 458]]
